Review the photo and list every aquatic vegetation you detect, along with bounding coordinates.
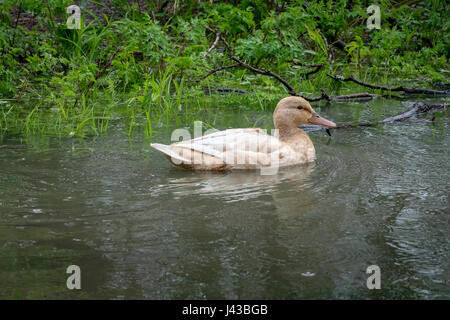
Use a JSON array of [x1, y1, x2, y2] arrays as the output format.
[[0, 0, 448, 138]]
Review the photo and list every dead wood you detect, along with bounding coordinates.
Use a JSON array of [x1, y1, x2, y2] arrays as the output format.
[[302, 102, 447, 133], [328, 74, 448, 96]]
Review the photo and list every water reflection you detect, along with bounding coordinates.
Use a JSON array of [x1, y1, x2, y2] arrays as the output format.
[[160, 163, 314, 203]]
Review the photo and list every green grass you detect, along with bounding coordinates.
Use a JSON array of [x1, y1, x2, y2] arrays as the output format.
[[0, 0, 448, 139]]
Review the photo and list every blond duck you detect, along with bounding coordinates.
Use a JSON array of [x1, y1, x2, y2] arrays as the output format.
[[151, 96, 336, 171]]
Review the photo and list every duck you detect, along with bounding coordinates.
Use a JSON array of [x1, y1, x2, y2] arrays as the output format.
[[151, 96, 336, 171]]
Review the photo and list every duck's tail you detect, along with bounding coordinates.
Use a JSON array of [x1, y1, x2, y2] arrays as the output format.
[[150, 143, 191, 163]]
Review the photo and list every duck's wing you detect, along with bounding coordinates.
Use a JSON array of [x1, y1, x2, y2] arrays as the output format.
[[174, 128, 283, 159], [152, 128, 284, 169]]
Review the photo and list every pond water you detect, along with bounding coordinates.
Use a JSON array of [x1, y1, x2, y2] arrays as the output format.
[[0, 98, 448, 299]]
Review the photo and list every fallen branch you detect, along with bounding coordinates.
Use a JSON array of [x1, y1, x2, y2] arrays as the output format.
[[380, 102, 446, 123], [302, 102, 447, 132], [331, 92, 380, 100], [305, 91, 382, 102], [328, 74, 448, 95], [306, 90, 331, 102]]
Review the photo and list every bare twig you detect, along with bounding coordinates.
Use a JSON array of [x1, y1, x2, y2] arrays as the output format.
[[17, 75, 30, 102], [305, 64, 324, 79], [288, 60, 325, 79], [10, 2, 23, 47], [187, 64, 240, 82], [14, 2, 22, 28], [202, 33, 220, 58]]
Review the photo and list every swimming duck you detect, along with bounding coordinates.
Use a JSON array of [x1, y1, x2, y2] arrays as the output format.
[[151, 96, 336, 171]]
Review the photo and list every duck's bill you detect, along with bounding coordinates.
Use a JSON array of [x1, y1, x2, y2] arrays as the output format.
[[307, 112, 336, 128]]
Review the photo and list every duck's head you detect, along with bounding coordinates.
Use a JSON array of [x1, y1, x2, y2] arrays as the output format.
[[274, 96, 336, 133]]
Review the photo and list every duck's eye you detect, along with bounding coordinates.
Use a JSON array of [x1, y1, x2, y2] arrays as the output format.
[[297, 106, 303, 110]]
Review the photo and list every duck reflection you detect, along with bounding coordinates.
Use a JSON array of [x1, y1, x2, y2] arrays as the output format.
[[161, 163, 316, 217]]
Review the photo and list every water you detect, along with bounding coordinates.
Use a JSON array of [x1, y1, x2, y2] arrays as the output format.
[[0, 99, 448, 299]]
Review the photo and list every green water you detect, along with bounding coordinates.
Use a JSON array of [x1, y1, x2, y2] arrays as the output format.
[[0, 98, 448, 299]]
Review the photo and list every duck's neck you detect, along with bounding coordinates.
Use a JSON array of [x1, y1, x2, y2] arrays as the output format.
[[274, 111, 304, 141], [276, 125, 306, 142]]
